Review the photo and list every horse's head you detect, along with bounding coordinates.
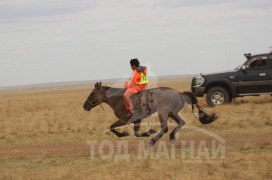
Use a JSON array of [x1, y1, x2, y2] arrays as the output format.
[[83, 82, 107, 111]]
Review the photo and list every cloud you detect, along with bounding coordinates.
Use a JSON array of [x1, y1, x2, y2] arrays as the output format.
[[152, 0, 231, 8], [152, 0, 272, 11], [0, 0, 95, 19], [235, 0, 272, 10], [0, 0, 271, 86]]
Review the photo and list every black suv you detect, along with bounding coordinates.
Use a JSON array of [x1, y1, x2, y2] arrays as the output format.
[[191, 52, 272, 106]]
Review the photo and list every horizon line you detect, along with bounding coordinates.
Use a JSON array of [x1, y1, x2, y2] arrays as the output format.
[[0, 74, 195, 90]]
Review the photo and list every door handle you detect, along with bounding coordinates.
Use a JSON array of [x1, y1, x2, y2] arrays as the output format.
[[259, 73, 266, 76]]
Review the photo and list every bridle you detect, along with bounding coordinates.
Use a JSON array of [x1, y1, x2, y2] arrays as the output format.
[[86, 87, 106, 110], [85, 86, 125, 110]]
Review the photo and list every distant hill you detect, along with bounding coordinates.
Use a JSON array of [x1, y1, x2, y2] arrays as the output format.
[[0, 74, 194, 90]]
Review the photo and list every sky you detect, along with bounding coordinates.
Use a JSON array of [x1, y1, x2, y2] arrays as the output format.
[[0, 0, 272, 87]]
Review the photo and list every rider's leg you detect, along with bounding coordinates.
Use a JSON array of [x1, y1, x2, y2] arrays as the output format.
[[123, 90, 135, 111], [123, 89, 134, 116]]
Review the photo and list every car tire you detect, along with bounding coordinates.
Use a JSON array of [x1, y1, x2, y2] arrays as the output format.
[[206, 87, 231, 107]]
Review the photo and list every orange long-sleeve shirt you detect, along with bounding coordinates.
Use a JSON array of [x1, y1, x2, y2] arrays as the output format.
[[124, 69, 147, 93]]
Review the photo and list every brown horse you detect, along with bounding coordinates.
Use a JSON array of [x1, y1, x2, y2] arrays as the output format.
[[83, 82, 217, 147]]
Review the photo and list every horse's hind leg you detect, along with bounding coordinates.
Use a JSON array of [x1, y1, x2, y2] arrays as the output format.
[[169, 113, 185, 143], [148, 113, 168, 147], [110, 119, 130, 137], [133, 120, 157, 137]]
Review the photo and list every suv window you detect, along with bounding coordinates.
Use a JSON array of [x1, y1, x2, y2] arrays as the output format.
[[247, 55, 269, 70], [269, 54, 272, 67]]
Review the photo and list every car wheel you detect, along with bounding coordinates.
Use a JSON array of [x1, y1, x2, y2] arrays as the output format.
[[206, 87, 231, 107]]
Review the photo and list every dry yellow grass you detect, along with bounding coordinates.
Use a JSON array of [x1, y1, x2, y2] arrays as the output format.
[[0, 78, 271, 179]]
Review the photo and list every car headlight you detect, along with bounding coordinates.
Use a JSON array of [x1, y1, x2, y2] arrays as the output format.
[[193, 76, 205, 87]]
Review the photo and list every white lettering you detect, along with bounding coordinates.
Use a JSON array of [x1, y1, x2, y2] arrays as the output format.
[[98, 140, 114, 160], [114, 141, 130, 162]]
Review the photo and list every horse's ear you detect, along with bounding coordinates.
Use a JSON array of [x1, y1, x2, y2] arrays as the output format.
[[95, 82, 99, 89], [95, 82, 102, 89]]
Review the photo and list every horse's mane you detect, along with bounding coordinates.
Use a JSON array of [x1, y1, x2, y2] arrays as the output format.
[[103, 86, 124, 90]]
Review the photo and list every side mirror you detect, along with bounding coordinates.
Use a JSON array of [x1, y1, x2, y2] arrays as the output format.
[[241, 65, 247, 72]]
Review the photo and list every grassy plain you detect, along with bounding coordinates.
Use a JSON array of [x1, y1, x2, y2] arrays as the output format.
[[0, 78, 271, 179]]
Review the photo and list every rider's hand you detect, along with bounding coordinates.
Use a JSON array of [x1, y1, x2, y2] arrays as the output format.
[[124, 81, 129, 88]]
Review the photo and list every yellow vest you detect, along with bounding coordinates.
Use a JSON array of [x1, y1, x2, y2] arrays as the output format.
[[137, 72, 148, 84]]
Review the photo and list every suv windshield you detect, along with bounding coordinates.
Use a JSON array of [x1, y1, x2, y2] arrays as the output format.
[[246, 55, 268, 70], [235, 65, 242, 70], [235, 55, 269, 70], [235, 59, 247, 70]]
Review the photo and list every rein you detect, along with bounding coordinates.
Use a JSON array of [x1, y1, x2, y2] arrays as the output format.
[[86, 99, 105, 110], [86, 87, 126, 110]]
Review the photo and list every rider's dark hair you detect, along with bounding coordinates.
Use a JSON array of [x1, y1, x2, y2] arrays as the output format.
[[130, 58, 140, 67]]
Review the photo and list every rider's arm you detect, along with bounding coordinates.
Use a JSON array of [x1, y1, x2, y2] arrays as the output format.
[[127, 71, 136, 88], [126, 71, 139, 88]]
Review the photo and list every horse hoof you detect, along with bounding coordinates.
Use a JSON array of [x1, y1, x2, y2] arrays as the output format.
[[148, 129, 157, 135], [147, 143, 154, 148], [121, 132, 130, 137], [148, 140, 155, 147]]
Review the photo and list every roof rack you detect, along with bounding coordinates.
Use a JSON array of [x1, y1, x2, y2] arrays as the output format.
[[244, 53, 251, 60]]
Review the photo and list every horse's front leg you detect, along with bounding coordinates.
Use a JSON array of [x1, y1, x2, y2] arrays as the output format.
[[133, 120, 157, 137], [110, 119, 130, 137]]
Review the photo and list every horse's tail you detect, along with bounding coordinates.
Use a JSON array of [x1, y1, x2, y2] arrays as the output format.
[[180, 91, 218, 124]]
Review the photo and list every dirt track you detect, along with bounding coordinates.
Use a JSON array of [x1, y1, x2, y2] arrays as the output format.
[[0, 134, 271, 159]]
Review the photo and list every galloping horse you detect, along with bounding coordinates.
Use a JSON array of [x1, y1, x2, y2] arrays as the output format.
[[83, 82, 217, 147]]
